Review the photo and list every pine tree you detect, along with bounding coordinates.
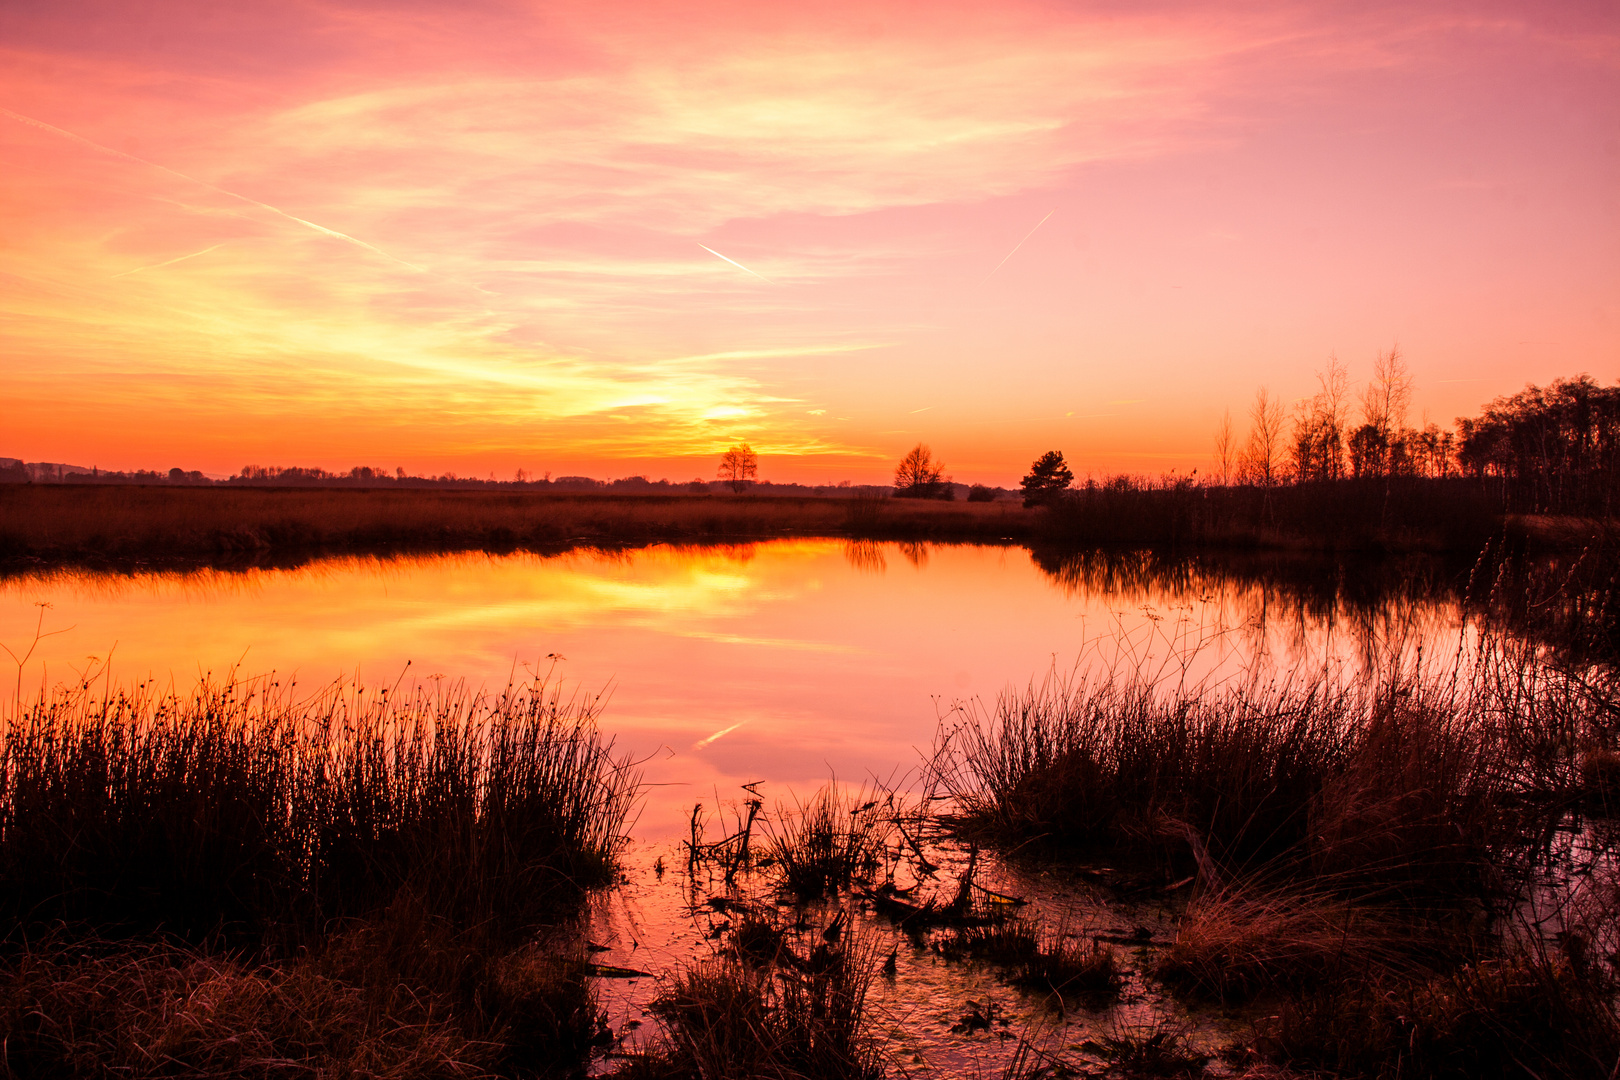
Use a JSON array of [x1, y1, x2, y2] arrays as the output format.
[[1020, 450, 1074, 507]]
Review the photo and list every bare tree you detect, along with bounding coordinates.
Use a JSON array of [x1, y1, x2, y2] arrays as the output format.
[[1361, 345, 1413, 437], [1240, 387, 1287, 486], [717, 442, 758, 492], [1213, 409, 1235, 486], [894, 443, 950, 498], [1291, 355, 1352, 482], [1352, 346, 1415, 478]]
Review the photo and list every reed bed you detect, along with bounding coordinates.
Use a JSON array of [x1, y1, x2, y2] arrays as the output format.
[[931, 645, 1607, 901], [0, 669, 638, 945], [934, 635, 1620, 1076], [0, 670, 635, 1077], [1036, 475, 1502, 552], [0, 486, 1031, 564], [762, 784, 893, 902], [616, 922, 886, 1080]]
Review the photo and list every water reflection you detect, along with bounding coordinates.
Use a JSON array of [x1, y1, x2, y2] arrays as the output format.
[[2, 540, 1470, 836], [1026, 545, 1469, 675]]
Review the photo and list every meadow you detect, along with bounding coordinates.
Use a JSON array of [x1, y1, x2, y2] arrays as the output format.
[[0, 485, 1033, 564]]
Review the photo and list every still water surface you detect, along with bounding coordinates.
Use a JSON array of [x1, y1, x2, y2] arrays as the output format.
[[1, 539, 1459, 837]]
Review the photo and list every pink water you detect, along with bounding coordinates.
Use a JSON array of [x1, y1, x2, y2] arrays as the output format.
[[0, 540, 1454, 838]]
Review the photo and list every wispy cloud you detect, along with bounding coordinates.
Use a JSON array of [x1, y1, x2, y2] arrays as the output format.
[[110, 243, 225, 278]]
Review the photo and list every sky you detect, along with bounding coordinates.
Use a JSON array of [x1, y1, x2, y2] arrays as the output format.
[[2, 0, 1617, 485]]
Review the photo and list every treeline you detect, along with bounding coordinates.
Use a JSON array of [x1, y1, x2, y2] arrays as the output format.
[[1215, 352, 1620, 516], [1024, 362, 1620, 552], [0, 460, 923, 498]]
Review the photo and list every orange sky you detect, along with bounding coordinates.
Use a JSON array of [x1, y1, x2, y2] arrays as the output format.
[[3, 0, 1617, 485]]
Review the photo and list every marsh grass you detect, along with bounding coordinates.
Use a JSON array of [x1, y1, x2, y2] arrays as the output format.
[[1038, 475, 1501, 552], [0, 906, 603, 1080], [932, 647, 1600, 907], [0, 487, 1029, 565], [1260, 946, 1620, 1079], [1154, 887, 1421, 1001], [763, 784, 893, 902], [934, 633, 1620, 1073], [617, 924, 886, 1080], [936, 918, 1122, 1007], [0, 667, 638, 945]]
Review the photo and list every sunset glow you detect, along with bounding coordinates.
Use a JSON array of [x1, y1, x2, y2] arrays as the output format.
[[4, 1, 1617, 483]]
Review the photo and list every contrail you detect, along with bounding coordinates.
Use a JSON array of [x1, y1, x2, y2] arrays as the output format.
[[0, 107, 425, 272], [698, 243, 774, 284], [984, 208, 1056, 280], [111, 243, 225, 278], [693, 718, 750, 749]]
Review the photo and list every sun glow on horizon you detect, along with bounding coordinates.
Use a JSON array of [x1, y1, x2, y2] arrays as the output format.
[[2, 0, 1616, 483]]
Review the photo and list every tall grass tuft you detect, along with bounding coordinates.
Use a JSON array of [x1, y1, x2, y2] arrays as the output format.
[[762, 784, 892, 902], [932, 648, 1600, 906], [619, 925, 886, 1080], [0, 669, 638, 945]]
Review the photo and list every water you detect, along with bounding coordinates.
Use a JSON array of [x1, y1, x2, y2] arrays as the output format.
[[0, 541, 1461, 834], [0, 540, 1470, 1075]]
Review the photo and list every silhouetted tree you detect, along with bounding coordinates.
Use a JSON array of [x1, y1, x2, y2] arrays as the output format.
[[893, 443, 951, 499], [717, 442, 758, 493], [1348, 347, 1414, 478], [1213, 409, 1235, 486], [1240, 387, 1287, 486], [1457, 375, 1620, 514], [966, 484, 996, 502], [1290, 356, 1351, 482], [1020, 450, 1074, 507]]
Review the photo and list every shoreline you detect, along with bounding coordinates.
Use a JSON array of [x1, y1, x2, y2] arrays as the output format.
[[2, 483, 1607, 574]]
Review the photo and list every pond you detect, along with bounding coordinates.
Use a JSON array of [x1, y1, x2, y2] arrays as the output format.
[[0, 540, 1463, 838], [0, 540, 1477, 1075]]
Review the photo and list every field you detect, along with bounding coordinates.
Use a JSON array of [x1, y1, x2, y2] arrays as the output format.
[[0, 485, 1038, 565]]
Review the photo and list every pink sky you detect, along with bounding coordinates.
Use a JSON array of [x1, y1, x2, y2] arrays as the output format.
[[3, 0, 1617, 484]]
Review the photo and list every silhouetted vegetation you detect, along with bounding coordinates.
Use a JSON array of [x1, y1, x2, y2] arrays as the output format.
[[1037, 472, 1502, 551], [0, 670, 637, 1077], [1, 669, 636, 944], [1020, 451, 1073, 508], [0, 487, 1031, 568], [1033, 366, 1620, 555], [931, 631, 1620, 1077], [716, 442, 758, 493], [892, 443, 954, 500], [614, 929, 886, 1080]]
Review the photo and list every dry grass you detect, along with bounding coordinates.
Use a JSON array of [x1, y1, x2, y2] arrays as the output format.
[[0, 486, 1033, 564], [1155, 888, 1417, 1001], [0, 669, 638, 945], [932, 649, 1599, 904], [762, 784, 893, 901], [614, 928, 886, 1080], [0, 670, 634, 1077], [0, 910, 603, 1080]]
